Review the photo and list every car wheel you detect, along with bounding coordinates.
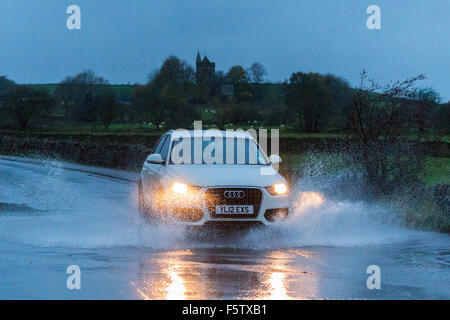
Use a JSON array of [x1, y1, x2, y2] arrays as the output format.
[[138, 179, 146, 213], [138, 179, 160, 223]]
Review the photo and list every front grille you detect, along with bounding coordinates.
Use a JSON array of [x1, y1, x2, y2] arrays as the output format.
[[205, 187, 262, 218]]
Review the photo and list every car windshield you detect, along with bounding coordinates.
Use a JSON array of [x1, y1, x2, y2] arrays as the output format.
[[169, 136, 269, 165]]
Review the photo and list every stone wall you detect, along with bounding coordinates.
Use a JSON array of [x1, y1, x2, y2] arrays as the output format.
[[0, 131, 448, 171]]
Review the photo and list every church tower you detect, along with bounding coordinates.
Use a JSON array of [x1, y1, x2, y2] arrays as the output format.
[[196, 51, 202, 68], [195, 52, 215, 86]]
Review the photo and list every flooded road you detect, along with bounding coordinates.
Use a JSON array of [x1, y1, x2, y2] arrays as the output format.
[[0, 156, 448, 299]]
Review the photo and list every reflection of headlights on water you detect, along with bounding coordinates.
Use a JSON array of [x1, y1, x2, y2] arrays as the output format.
[[266, 183, 288, 195], [292, 191, 325, 214], [300, 191, 324, 206]]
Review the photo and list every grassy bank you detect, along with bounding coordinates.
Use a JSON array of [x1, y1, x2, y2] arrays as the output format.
[[280, 152, 449, 233], [281, 153, 449, 186], [424, 157, 450, 185]]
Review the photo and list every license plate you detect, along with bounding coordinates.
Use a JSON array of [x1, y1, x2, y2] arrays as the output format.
[[215, 205, 253, 214]]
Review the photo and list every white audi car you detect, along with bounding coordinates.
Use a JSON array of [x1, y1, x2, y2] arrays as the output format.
[[138, 130, 290, 227]]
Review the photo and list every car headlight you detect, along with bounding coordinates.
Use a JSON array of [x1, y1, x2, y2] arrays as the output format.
[[172, 183, 188, 194], [171, 183, 201, 194], [266, 183, 288, 195]]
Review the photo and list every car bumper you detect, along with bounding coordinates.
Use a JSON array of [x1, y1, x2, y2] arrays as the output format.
[[162, 186, 290, 226]]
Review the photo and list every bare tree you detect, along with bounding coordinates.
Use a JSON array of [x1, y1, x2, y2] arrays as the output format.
[[248, 63, 267, 102], [247, 62, 267, 84], [348, 71, 428, 194]]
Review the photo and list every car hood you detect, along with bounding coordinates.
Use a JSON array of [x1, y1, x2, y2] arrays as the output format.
[[164, 165, 286, 187]]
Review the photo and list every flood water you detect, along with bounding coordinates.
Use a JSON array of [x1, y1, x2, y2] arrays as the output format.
[[0, 156, 448, 299]]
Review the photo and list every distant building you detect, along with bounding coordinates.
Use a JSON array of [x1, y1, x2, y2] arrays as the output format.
[[196, 52, 215, 86]]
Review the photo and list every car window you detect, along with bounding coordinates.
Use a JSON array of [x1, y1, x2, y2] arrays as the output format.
[[159, 135, 171, 161], [169, 137, 268, 165], [152, 135, 167, 154]]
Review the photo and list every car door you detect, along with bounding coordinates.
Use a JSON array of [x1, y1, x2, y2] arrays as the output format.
[[143, 134, 173, 199], [142, 135, 168, 194]]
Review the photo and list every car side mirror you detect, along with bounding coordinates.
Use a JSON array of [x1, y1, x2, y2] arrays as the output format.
[[269, 154, 282, 164], [146, 154, 164, 165]]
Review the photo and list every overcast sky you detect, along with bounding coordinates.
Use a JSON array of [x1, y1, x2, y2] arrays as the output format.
[[0, 0, 448, 101]]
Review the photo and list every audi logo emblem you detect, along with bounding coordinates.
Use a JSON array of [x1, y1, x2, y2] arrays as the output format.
[[224, 190, 245, 199]]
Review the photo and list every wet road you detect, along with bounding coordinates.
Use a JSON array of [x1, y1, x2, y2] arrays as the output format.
[[0, 156, 449, 299]]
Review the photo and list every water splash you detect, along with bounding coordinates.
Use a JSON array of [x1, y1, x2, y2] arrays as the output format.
[[0, 157, 424, 249]]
